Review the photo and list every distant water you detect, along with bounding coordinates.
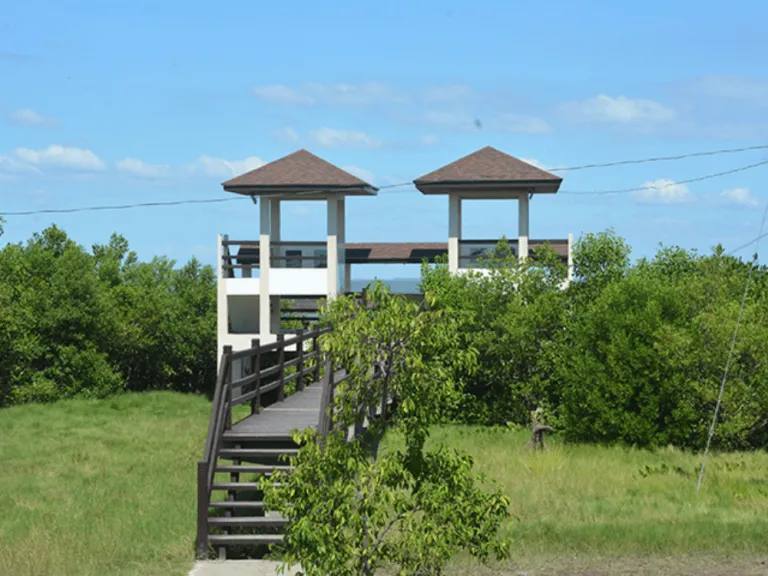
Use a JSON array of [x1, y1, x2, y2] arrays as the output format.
[[350, 278, 422, 294]]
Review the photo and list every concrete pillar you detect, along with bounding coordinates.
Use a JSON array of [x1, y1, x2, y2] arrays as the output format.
[[518, 193, 529, 261], [327, 194, 339, 298], [448, 193, 462, 273], [337, 196, 346, 293], [259, 198, 272, 339], [344, 264, 352, 294], [216, 234, 228, 372], [270, 199, 281, 334]]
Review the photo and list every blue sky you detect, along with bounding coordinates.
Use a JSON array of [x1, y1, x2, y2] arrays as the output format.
[[1, 0, 767, 280]]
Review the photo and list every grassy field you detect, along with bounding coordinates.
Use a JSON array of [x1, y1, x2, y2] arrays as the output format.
[[1, 393, 767, 575]]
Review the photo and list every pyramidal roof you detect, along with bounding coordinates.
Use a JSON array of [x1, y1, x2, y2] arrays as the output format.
[[414, 146, 562, 194], [222, 149, 378, 196]]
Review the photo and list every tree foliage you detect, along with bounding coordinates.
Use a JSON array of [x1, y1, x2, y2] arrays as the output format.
[[0, 225, 217, 407], [420, 232, 768, 450], [262, 282, 510, 576]]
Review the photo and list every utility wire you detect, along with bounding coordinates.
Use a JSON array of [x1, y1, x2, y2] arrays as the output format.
[[696, 196, 768, 493], [363, 159, 768, 197], [547, 143, 768, 172], [2, 152, 767, 216], [559, 159, 768, 196], [728, 232, 768, 256], [0, 197, 244, 216]]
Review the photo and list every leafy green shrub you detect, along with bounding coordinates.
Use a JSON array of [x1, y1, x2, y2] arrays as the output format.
[[0, 225, 216, 407]]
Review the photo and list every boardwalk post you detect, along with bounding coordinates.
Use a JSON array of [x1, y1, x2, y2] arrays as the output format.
[[223, 345, 233, 430], [251, 338, 261, 415], [312, 331, 321, 384], [317, 352, 335, 439], [277, 333, 286, 402], [196, 460, 209, 559], [297, 329, 306, 391]]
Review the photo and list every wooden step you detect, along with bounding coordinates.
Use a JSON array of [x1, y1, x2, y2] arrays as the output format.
[[215, 465, 293, 474], [209, 500, 266, 510], [212, 482, 260, 491], [208, 515, 288, 527], [218, 448, 298, 459], [208, 534, 284, 546], [212, 482, 285, 492]]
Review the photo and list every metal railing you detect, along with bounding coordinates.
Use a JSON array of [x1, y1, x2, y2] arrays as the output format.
[[221, 239, 329, 277]]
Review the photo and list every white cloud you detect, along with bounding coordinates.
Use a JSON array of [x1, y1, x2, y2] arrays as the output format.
[[423, 111, 551, 134], [116, 158, 170, 179], [520, 158, 549, 170], [690, 75, 768, 107], [341, 165, 375, 184], [13, 145, 105, 170], [7, 108, 58, 128], [496, 113, 553, 134], [420, 134, 439, 146], [721, 187, 761, 208], [252, 82, 404, 106], [423, 111, 477, 131], [191, 155, 265, 178], [0, 153, 41, 174], [308, 127, 381, 149], [251, 85, 314, 104], [560, 94, 675, 125], [420, 85, 474, 102], [633, 178, 693, 204], [272, 127, 301, 143]]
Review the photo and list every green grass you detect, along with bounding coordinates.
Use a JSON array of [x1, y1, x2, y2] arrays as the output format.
[[0, 392, 211, 576], [405, 426, 768, 574], [1, 394, 768, 575]]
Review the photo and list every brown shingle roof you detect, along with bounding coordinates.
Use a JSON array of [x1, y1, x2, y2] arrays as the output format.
[[414, 146, 562, 194], [222, 149, 378, 196]]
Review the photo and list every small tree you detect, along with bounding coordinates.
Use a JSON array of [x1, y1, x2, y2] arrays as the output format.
[[262, 282, 511, 576]]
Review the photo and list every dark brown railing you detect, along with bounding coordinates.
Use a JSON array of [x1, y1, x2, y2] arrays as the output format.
[[458, 238, 569, 266], [221, 238, 328, 277], [196, 326, 331, 558]]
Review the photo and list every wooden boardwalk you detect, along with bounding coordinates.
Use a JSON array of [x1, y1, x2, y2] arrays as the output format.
[[227, 370, 345, 438], [197, 327, 388, 559]]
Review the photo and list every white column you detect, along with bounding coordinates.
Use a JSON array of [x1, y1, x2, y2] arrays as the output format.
[[216, 234, 228, 372], [337, 196, 346, 293], [344, 264, 352, 294], [567, 232, 574, 282], [269, 199, 281, 334], [327, 194, 339, 298], [259, 198, 272, 339], [448, 193, 462, 273], [518, 193, 529, 261]]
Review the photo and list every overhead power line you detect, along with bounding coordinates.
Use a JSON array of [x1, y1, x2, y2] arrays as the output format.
[[0, 197, 244, 216], [696, 195, 768, 492], [559, 159, 768, 196], [728, 232, 768, 257], [2, 150, 767, 216], [547, 143, 768, 172]]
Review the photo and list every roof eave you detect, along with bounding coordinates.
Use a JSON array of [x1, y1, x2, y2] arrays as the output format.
[[413, 179, 562, 195], [222, 183, 379, 197]]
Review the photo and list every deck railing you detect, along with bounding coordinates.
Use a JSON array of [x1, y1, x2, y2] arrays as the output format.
[[221, 238, 328, 277], [458, 238, 570, 268], [196, 326, 331, 558]]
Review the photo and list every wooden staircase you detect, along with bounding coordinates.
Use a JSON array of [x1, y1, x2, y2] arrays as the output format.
[[196, 318, 391, 560], [206, 434, 297, 555], [196, 328, 331, 560]]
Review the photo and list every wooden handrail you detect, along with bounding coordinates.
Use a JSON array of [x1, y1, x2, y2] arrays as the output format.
[[197, 345, 232, 559]]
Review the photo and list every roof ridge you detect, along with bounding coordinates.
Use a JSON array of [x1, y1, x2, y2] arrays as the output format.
[[221, 149, 378, 195]]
